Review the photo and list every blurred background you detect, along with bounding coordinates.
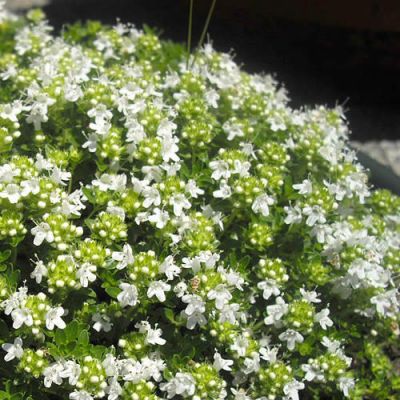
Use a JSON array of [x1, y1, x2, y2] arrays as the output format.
[[5, 0, 400, 178]]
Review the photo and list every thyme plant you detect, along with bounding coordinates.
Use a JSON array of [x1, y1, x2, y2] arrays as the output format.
[[0, 4, 399, 400]]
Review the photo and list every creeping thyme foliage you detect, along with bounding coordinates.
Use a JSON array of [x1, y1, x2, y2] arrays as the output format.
[[0, 4, 399, 400]]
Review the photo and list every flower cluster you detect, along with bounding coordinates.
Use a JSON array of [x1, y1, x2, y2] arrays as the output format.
[[0, 5, 399, 400]]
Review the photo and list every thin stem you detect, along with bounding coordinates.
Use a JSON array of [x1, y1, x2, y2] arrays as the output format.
[[191, 0, 217, 68], [186, 0, 194, 69]]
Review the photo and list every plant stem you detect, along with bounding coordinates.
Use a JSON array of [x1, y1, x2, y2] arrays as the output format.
[[191, 0, 217, 68], [186, 0, 194, 69]]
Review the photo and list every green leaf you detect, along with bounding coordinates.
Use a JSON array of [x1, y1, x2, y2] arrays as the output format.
[[54, 328, 67, 346], [65, 320, 79, 342], [105, 287, 120, 299], [78, 330, 89, 346], [0, 250, 11, 263]]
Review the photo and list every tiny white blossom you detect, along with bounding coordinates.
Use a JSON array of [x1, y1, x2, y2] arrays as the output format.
[[2, 337, 23, 362], [31, 222, 54, 246], [112, 244, 134, 270], [213, 350, 233, 371], [30, 259, 48, 284], [76, 263, 97, 287], [147, 280, 171, 302], [284, 205, 303, 225], [213, 180, 232, 199], [160, 372, 196, 398], [148, 208, 170, 229], [293, 179, 313, 195], [252, 194, 274, 217], [283, 379, 305, 400], [117, 283, 138, 307], [339, 376, 355, 397], [60, 360, 81, 385], [69, 391, 94, 400], [92, 313, 113, 332], [11, 307, 33, 329], [314, 308, 333, 330], [43, 362, 64, 387], [207, 284, 233, 309], [46, 307, 66, 330], [279, 329, 304, 351]]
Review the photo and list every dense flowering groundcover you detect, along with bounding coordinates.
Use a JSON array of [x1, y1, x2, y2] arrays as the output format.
[[0, 3, 399, 400]]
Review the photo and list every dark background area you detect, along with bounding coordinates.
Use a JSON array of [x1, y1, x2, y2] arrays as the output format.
[[41, 0, 400, 142]]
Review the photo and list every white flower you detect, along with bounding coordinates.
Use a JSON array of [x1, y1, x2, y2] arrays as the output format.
[[106, 377, 123, 400], [339, 376, 355, 397], [209, 160, 231, 180], [92, 313, 113, 332], [186, 179, 204, 198], [314, 308, 333, 330], [64, 82, 83, 102], [11, 307, 33, 329], [50, 167, 71, 186], [46, 307, 66, 330], [76, 263, 97, 287], [0, 164, 17, 183], [142, 187, 161, 208], [92, 173, 127, 192], [252, 194, 274, 217], [257, 280, 280, 300], [173, 282, 188, 298], [213, 180, 232, 199], [284, 205, 302, 224], [161, 134, 180, 162], [218, 303, 240, 324], [0, 183, 21, 204], [117, 283, 138, 307], [205, 89, 219, 108], [43, 362, 64, 387], [69, 391, 93, 400], [207, 284, 232, 309], [60, 360, 81, 385], [159, 256, 181, 280], [31, 222, 54, 246], [112, 244, 134, 270], [321, 336, 341, 353], [157, 119, 177, 138], [145, 325, 166, 346], [300, 288, 321, 303], [148, 208, 170, 229], [106, 205, 126, 220], [169, 193, 191, 216], [223, 120, 244, 141], [230, 334, 249, 357], [259, 346, 278, 363], [147, 280, 171, 302], [160, 372, 196, 398], [182, 294, 205, 315], [82, 133, 98, 153], [2, 337, 23, 361], [213, 351, 233, 371], [264, 297, 288, 325], [370, 289, 399, 317], [293, 179, 313, 195], [279, 329, 304, 351], [30, 259, 48, 284], [283, 379, 305, 400], [303, 205, 326, 227], [231, 388, 251, 400], [184, 310, 207, 330], [301, 363, 324, 382]]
